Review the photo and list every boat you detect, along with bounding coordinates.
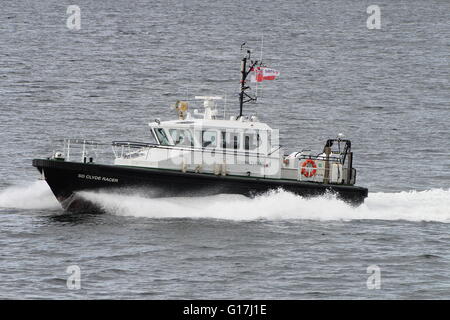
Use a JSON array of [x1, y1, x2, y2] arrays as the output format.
[[32, 48, 368, 212]]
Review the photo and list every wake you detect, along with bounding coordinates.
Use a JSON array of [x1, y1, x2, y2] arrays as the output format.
[[0, 181, 60, 210], [78, 188, 450, 223], [1, 182, 449, 223]]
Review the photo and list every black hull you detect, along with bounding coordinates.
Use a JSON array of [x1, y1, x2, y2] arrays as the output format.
[[32, 159, 368, 212]]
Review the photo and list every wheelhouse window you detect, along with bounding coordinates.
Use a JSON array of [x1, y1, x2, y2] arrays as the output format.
[[221, 131, 240, 150], [202, 130, 217, 148], [232, 135, 239, 150], [169, 129, 194, 147], [244, 132, 261, 151], [221, 131, 226, 149], [155, 128, 170, 146], [149, 129, 158, 144]]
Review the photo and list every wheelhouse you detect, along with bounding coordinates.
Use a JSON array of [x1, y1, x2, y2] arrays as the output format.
[[148, 119, 274, 156]]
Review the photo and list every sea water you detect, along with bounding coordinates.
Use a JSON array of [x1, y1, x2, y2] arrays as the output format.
[[0, 0, 449, 299]]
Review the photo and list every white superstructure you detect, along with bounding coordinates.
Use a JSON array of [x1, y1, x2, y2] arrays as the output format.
[[112, 96, 348, 184]]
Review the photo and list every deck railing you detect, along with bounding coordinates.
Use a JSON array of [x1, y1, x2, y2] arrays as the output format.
[[55, 139, 356, 185], [111, 140, 282, 160], [292, 152, 355, 185], [60, 139, 109, 162]]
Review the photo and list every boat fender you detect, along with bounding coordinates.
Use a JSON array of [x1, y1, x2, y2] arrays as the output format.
[[221, 163, 227, 176], [301, 159, 317, 178], [214, 164, 221, 175]]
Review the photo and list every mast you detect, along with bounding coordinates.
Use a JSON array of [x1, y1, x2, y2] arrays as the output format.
[[238, 46, 258, 119], [238, 54, 247, 118]]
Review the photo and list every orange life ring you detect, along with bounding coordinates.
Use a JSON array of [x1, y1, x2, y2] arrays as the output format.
[[301, 159, 317, 177]]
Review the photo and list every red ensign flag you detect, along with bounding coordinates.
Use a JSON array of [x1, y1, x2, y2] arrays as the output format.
[[250, 67, 280, 82]]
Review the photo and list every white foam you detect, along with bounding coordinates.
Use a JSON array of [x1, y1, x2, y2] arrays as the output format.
[[78, 188, 450, 223], [0, 181, 60, 210]]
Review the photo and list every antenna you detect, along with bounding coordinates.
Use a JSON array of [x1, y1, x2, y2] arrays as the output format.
[[195, 96, 223, 120], [256, 34, 264, 99], [223, 94, 227, 119], [260, 34, 264, 64]]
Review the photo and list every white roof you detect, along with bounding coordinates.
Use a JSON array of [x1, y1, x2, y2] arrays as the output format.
[[149, 118, 273, 131]]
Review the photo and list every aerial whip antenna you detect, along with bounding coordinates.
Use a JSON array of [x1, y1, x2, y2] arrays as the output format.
[[255, 35, 264, 100]]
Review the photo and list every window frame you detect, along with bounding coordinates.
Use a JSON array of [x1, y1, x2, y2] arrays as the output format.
[[155, 128, 171, 146], [169, 128, 195, 147], [243, 131, 261, 151], [219, 131, 242, 150], [202, 130, 218, 149]]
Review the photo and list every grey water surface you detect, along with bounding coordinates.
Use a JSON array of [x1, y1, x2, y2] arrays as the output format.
[[0, 0, 449, 299]]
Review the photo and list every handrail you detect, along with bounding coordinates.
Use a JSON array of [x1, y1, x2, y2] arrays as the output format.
[[61, 139, 109, 162], [59, 139, 109, 146], [297, 154, 342, 163], [112, 141, 159, 148], [268, 145, 281, 156], [111, 140, 280, 158]]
